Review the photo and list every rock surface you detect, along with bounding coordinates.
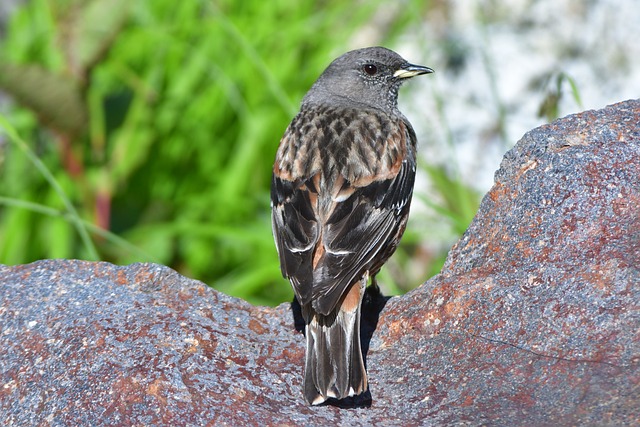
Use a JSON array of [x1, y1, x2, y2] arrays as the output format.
[[1, 100, 639, 426]]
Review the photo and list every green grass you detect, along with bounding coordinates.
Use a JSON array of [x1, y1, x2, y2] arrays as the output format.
[[0, 0, 481, 305]]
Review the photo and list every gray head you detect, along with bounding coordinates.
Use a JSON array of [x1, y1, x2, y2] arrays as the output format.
[[302, 46, 433, 113]]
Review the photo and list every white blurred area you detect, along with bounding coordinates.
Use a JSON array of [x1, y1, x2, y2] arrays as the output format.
[[400, 0, 640, 192], [351, 0, 640, 287]]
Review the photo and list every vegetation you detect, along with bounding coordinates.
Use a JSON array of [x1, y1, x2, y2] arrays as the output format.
[[0, 0, 479, 306]]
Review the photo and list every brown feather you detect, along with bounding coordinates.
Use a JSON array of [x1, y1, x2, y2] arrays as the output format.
[[340, 279, 364, 313], [272, 105, 416, 314]]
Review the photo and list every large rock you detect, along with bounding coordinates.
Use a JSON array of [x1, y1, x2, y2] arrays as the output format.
[[1, 100, 638, 426]]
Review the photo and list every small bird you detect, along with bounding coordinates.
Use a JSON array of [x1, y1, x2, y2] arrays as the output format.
[[271, 46, 433, 405]]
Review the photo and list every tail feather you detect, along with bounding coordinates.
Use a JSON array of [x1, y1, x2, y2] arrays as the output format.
[[302, 280, 367, 405]]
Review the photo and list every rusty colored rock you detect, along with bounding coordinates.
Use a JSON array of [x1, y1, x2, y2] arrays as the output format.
[[1, 100, 639, 425]]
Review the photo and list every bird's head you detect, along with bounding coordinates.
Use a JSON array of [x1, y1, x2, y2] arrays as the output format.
[[302, 46, 433, 112]]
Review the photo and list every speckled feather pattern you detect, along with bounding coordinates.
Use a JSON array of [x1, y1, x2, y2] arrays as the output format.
[[272, 105, 416, 315], [274, 106, 409, 185], [270, 46, 431, 405]]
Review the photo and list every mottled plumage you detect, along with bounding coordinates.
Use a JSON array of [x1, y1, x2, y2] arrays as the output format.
[[271, 46, 432, 405]]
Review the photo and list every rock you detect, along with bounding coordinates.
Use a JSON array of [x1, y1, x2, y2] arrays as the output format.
[[1, 100, 638, 426], [375, 99, 640, 425]]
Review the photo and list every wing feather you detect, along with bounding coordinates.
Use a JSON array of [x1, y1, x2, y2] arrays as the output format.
[[271, 106, 416, 315]]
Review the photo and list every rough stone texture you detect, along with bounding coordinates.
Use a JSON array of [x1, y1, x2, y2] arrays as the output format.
[[1, 100, 639, 426]]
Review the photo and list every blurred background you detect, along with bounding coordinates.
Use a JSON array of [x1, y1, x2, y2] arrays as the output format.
[[0, 0, 638, 306]]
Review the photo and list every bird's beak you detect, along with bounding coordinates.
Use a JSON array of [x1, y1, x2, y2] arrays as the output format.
[[393, 64, 434, 79]]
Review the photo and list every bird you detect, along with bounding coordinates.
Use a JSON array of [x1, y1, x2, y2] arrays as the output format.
[[271, 46, 433, 405]]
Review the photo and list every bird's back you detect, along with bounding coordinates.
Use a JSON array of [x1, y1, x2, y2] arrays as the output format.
[[272, 103, 417, 315]]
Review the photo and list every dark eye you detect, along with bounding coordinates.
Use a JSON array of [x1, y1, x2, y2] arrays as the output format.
[[363, 63, 378, 75]]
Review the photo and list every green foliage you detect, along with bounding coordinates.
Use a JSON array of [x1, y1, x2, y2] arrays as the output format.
[[422, 165, 480, 237], [538, 71, 584, 122], [0, 0, 470, 306], [375, 165, 481, 295]]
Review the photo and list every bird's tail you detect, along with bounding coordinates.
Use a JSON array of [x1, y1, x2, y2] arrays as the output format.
[[302, 279, 367, 405]]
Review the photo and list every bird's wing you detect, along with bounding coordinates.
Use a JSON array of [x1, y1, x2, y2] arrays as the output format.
[[271, 108, 416, 315], [271, 173, 319, 305], [311, 157, 415, 315]]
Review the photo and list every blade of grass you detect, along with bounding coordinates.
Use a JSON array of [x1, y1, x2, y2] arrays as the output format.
[[0, 115, 99, 259], [210, 4, 298, 117], [0, 196, 157, 262], [559, 72, 584, 110]]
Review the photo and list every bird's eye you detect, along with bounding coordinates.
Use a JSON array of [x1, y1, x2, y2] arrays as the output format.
[[363, 64, 378, 76]]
